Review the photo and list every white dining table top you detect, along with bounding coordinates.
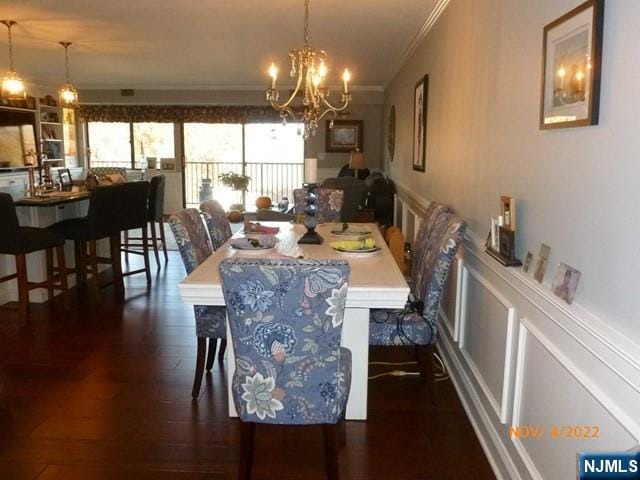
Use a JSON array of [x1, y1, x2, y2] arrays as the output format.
[[179, 222, 409, 309]]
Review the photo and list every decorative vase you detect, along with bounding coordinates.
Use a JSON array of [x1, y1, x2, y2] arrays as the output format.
[[199, 178, 212, 203]]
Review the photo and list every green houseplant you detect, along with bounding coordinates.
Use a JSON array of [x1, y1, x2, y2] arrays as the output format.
[[218, 172, 250, 211]]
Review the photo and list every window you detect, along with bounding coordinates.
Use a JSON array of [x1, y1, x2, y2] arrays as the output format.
[[87, 122, 131, 169], [87, 121, 175, 169]]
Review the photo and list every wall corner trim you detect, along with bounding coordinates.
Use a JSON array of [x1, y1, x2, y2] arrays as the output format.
[[386, 0, 451, 88]]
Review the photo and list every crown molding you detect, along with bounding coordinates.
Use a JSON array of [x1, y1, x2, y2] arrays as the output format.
[[385, 0, 451, 88], [75, 83, 385, 92]]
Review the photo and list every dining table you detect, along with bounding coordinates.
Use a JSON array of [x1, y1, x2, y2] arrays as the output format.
[[178, 221, 409, 420]]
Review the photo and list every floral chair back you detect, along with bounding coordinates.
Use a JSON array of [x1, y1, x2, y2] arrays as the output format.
[[293, 188, 344, 223], [200, 199, 232, 250], [415, 212, 466, 324], [219, 258, 352, 425], [168, 208, 213, 274], [410, 201, 452, 281]]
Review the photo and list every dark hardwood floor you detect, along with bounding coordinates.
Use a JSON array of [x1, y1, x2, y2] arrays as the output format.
[[0, 252, 495, 479]]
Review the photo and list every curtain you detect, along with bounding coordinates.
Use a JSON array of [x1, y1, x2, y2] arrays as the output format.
[[78, 105, 284, 123]]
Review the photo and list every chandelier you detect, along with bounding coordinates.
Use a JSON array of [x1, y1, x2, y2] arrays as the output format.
[[58, 42, 78, 108], [265, 0, 351, 139], [1, 20, 26, 100]]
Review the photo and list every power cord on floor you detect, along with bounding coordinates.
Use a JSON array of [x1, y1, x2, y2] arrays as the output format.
[[368, 351, 450, 381]]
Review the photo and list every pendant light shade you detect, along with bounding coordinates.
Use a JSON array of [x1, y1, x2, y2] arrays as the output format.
[[58, 41, 78, 108], [1, 20, 26, 100]]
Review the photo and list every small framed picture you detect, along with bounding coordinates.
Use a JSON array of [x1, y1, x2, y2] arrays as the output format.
[[413, 75, 428, 172], [523, 251, 534, 273], [534, 244, 551, 283], [552, 262, 581, 304], [498, 227, 515, 260], [500, 196, 516, 231], [325, 120, 363, 153], [540, 0, 604, 129]]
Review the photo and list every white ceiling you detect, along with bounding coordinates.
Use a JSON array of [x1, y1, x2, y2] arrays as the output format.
[[1, 0, 439, 90]]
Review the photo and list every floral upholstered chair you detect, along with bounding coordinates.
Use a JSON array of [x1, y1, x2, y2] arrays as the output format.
[[293, 188, 344, 223], [168, 208, 227, 398], [219, 258, 351, 480], [370, 206, 466, 400], [200, 199, 232, 250]]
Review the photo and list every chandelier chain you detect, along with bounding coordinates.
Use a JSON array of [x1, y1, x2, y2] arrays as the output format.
[[303, 0, 310, 47], [5, 22, 14, 70]]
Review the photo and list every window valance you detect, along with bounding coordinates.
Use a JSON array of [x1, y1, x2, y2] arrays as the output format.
[[78, 104, 284, 123]]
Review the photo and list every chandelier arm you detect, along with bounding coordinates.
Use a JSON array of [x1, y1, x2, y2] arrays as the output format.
[[321, 97, 351, 112], [269, 62, 305, 110]]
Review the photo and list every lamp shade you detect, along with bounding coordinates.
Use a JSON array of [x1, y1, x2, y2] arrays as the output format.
[[349, 151, 365, 170], [304, 157, 318, 183]]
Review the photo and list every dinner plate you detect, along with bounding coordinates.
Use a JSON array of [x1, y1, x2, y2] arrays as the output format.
[[330, 228, 372, 236], [332, 246, 382, 254], [231, 244, 276, 253]]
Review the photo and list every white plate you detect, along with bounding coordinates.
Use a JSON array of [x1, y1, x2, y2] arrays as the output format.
[[332, 246, 382, 254], [231, 244, 276, 253], [330, 229, 372, 236]]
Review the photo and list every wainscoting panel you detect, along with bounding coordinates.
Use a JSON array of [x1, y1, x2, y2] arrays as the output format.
[[512, 319, 638, 480], [393, 185, 640, 480], [459, 264, 518, 424]]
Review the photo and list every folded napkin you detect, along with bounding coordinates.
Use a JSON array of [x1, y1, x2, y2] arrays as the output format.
[[230, 235, 277, 249], [244, 221, 280, 234], [330, 238, 376, 250]]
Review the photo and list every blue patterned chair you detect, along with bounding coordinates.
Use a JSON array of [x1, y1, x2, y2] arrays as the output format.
[[370, 205, 465, 400], [200, 199, 233, 250], [168, 208, 227, 399], [219, 258, 351, 480], [293, 188, 344, 223]]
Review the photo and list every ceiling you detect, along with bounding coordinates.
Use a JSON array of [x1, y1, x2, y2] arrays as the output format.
[[1, 0, 439, 90]]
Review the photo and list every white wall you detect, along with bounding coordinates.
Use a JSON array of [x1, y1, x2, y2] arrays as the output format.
[[383, 0, 640, 345]]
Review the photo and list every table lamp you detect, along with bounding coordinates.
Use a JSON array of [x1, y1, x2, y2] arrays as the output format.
[[350, 150, 364, 179]]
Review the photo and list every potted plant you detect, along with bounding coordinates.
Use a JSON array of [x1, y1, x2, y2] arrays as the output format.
[[218, 172, 250, 211]]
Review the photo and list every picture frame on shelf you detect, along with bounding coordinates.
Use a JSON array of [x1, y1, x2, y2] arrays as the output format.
[[523, 251, 534, 273], [325, 120, 363, 152], [500, 196, 516, 231], [534, 243, 551, 283], [540, 0, 604, 129], [551, 262, 581, 304], [413, 75, 428, 172], [498, 227, 515, 260]]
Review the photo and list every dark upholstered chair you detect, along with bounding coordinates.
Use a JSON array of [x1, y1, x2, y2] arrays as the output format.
[[0, 193, 70, 323], [219, 258, 351, 480], [293, 188, 344, 223], [320, 177, 367, 222], [199, 199, 232, 250], [124, 175, 168, 267], [369, 202, 465, 401], [49, 182, 151, 301], [168, 209, 227, 398]]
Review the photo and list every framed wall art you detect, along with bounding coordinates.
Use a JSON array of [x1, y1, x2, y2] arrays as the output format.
[[387, 105, 396, 162], [413, 75, 428, 172], [540, 0, 604, 129], [325, 120, 363, 153]]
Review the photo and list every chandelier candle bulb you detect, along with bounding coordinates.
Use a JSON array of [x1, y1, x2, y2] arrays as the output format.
[[343, 69, 351, 93], [269, 62, 278, 89]]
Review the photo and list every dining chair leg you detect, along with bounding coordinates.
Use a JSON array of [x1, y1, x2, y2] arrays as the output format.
[[141, 226, 152, 287], [15, 253, 29, 324], [150, 220, 160, 268], [88, 240, 101, 303], [159, 216, 168, 262], [416, 345, 436, 405], [74, 240, 86, 291], [218, 339, 227, 363], [239, 422, 255, 480], [110, 235, 124, 293], [123, 230, 130, 263], [206, 337, 218, 371], [323, 423, 340, 480], [192, 337, 207, 399], [45, 247, 54, 303], [55, 245, 71, 311]]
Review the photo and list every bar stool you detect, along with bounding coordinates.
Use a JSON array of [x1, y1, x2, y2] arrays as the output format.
[[49, 182, 151, 301], [0, 193, 70, 323], [123, 175, 168, 267]]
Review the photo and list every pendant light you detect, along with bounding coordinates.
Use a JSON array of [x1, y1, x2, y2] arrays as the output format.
[[1, 20, 27, 100], [58, 41, 78, 108]]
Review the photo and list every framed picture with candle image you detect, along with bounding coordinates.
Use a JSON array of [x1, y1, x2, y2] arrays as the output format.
[[540, 0, 604, 129], [413, 75, 428, 172], [325, 120, 363, 152]]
